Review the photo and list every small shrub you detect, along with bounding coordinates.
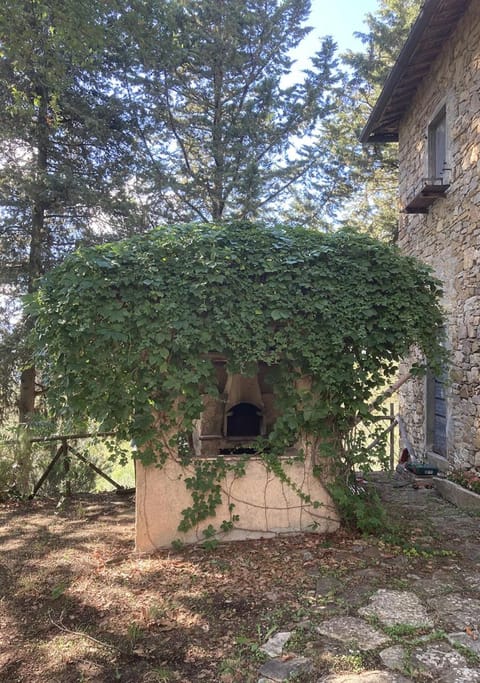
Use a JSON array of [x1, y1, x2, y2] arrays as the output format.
[[448, 469, 480, 495]]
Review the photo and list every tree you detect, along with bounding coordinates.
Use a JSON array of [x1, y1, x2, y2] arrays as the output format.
[[0, 0, 144, 428], [31, 221, 446, 529], [288, 0, 422, 236], [118, 0, 341, 222]]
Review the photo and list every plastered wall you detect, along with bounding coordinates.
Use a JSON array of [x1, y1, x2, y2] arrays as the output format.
[[135, 453, 339, 552]]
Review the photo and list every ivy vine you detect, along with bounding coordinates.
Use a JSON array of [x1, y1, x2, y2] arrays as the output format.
[[30, 221, 446, 533]]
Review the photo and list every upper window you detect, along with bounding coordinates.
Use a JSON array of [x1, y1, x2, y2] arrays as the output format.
[[428, 106, 447, 180], [404, 105, 450, 213]]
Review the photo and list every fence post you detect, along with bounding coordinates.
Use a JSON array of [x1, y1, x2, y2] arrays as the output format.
[[62, 439, 71, 498], [389, 403, 395, 471]]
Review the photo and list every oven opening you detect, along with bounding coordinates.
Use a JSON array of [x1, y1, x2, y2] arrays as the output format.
[[226, 402, 262, 438]]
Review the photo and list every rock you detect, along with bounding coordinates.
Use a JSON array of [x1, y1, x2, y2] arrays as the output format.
[[379, 645, 407, 671], [260, 631, 292, 658], [410, 642, 480, 682], [463, 573, 480, 591], [429, 594, 480, 630], [258, 656, 312, 681], [316, 616, 390, 650], [315, 576, 343, 596], [358, 590, 433, 628], [302, 550, 314, 561], [447, 631, 480, 656], [319, 671, 413, 683]]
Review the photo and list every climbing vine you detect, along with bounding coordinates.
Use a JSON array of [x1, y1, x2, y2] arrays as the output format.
[[30, 221, 446, 532]]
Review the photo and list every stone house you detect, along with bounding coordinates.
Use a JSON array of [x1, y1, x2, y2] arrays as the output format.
[[361, 0, 479, 470]]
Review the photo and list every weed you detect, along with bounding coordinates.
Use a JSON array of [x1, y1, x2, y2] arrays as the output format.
[[400, 629, 447, 649], [450, 641, 480, 666], [127, 622, 142, 648], [50, 580, 70, 600], [144, 667, 179, 682], [383, 623, 430, 639], [402, 545, 456, 559], [171, 538, 184, 551], [235, 635, 267, 663], [330, 652, 365, 673], [218, 656, 241, 674], [201, 524, 219, 551]]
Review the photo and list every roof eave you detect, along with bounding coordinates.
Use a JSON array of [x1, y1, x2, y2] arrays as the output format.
[[359, 0, 441, 144]]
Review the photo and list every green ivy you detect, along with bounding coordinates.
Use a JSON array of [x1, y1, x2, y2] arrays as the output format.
[[29, 221, 447, 533]]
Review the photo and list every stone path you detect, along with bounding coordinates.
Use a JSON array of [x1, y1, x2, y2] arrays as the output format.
[[256, 472, 480, 682]]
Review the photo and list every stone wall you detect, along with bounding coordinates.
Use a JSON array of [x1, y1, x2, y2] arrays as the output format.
[[397, 0, 480, 467]]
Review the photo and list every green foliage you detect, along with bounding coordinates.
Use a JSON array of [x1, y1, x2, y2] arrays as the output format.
[[290, 0, 423, 236], [448, 469, 480, 495], [31, 220, 446, 531], [0, 0, 146, 431], [326, 480, 388, 535], [120, 0, 340, 222]]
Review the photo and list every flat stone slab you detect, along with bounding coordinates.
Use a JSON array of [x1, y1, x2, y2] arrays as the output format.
[[319, 671, 413, 683], [463, 573, 480, 591], [429, 594, 480, 630], [410, 642, 480, 682], [315, 576, 344, 595], [358, 590, 433, 628], [316, 616, 390, 650], [260, 631, 292, 657], [447, 632, 480, 656], [379, 645, 407, 671], [258, 656, 312, 681]]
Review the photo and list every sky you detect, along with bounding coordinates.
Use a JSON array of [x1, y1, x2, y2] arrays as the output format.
[[291, 0, 380, 72], [309, 0, 379, 51]]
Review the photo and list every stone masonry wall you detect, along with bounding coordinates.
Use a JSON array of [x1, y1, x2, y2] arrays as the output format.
[[397, 0, 480, 468]]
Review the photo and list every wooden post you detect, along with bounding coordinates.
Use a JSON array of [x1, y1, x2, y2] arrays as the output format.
[[68, 446, 125, 491], [62, 439, 71, 498], [29, 444, 64, 499], [389, 403, 395, 471]]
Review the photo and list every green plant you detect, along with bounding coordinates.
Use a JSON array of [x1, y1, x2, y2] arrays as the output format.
[[145, 667, 178, 682], [50, 580, 70, 600], [31, 221, 447, 534], [201, 524, 219, 551], [383, 623, 429, 638], [401, 545, 456, 559], [450, 641, 480, 666], [448, 469, 480, 495], [126, 622, 142, 649], [235, 635, 267, 663]]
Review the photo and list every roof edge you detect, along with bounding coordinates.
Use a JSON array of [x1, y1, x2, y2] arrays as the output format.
[[359, 0, 440, 144]]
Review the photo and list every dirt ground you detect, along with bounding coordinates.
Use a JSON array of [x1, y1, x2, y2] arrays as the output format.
[[0, 486, 478, 683]]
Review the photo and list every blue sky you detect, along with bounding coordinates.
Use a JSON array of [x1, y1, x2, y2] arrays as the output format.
[[309, 0, 379, 51], [291, 0, 379, 72]]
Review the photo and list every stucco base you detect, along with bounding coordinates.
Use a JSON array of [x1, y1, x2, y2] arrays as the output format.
[[135, 454, 340, 552]]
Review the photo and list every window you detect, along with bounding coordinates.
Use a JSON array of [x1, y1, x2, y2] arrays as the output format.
[[404, 105, 449, 213], [428, 106, 447, 180]]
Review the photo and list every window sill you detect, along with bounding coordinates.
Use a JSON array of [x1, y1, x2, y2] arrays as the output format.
[[404, 179, 450, 214]]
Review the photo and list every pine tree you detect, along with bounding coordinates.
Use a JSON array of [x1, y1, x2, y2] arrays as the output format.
[[0, 0, 142, 432], [119, 0, 340, 222], [340, 0, 422, 237], [287, 0, 422, 236]]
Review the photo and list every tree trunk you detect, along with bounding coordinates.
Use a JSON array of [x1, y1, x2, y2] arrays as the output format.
[[20, 84, 49, 419], [16, 85, 49, 493]]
